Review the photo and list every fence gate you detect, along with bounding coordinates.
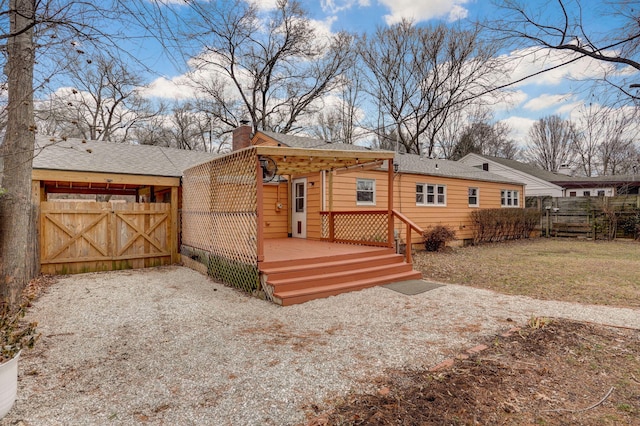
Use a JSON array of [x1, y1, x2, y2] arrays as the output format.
[[40, 201, 172, 274]]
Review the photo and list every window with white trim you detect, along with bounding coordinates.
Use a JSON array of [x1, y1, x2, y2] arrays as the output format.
[[468, 187, 479, 207], [356, 178, 376, 205], [501, 190, 520, 207], [416, 183, 446, 206]]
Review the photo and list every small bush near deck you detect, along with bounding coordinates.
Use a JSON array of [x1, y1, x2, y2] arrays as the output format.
[[423, 225, 456, 252], [470, 208, 541, 244]]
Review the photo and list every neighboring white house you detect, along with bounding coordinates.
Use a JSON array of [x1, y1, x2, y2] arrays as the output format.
[[458, 154, 628, 197]]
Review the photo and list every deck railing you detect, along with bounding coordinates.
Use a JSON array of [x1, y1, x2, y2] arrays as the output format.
[[320, 209, 425, 264], [391, 209, 424, 264], [320, 210, 390, 247]]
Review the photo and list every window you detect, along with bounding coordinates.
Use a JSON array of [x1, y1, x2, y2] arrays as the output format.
[[583, 191, 591, 196], [356, 179, 375, 205], [482, 163, 489, 171], [597, 190, 605, 196], [295, 181, 305, 213], [417, 183, 446, 206], [468, 187, 479, 207], [569, 191, 577, 197], [500, 190, 520, 207]]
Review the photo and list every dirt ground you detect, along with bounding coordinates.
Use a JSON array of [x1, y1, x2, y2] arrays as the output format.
[[309, 319, 640, 425]]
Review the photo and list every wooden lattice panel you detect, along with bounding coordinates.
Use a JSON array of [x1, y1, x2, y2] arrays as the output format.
[[181, 148, 260, 292], [321, 211, 390, 246]]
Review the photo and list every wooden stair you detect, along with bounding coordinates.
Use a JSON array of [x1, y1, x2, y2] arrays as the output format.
[[260, 248, 422, 306]]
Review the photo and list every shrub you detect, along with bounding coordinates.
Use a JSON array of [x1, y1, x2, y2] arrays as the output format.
[[470, 208, 541, 244], [423, 225, 456, 252]]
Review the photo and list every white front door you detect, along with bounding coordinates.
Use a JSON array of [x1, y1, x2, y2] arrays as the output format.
[[292, 178, 307, 238]]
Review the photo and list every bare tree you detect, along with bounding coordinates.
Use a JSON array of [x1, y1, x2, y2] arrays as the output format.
[[492, 0, 640, 102], [182, 0, 354, 139], [573, 103, 639, 176], [573, 103, 604, 176], [525, 115, 577, 172], [309, 66, 365, 144], [358, 20, 507, 157], [134, 102, 229, 153], [441, 107, 519, 160], [0, 0, 37, 306], [36, 54, 158, 143]]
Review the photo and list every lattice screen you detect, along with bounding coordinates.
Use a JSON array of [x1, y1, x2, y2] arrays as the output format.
[[321, 212, 389, 245], [181, 148, 260, 292]]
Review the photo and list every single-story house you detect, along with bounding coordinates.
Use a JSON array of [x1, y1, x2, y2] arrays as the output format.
[[179, 126, 525, 305], [19, 132, 524, 305], [459, 153, 640, 197]]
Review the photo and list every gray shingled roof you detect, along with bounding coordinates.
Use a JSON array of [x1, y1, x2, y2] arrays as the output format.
[[259, 131, 373, 151], [472, 154, 640, 186], [476, 155, 582, 183], [33, 136, 218, 177], [391, 153, 522, 184], [260, 131, 521, 185]]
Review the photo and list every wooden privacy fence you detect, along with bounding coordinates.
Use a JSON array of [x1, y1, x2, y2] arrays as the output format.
[[40, 201, 173, 274], [527, 195, 640, 239]]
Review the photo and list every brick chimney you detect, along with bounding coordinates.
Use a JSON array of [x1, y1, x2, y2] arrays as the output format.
[[232, 122, 253, 151]]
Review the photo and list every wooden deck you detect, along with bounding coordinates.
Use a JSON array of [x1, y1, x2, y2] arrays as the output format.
[[262, 238, 390, 263], [260, 238, 422, 305]]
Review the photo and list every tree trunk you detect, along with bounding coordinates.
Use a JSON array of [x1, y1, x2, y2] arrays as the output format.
[[1, 0, 37, 307]]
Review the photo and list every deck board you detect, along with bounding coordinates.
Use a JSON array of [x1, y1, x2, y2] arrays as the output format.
[[262, 238, 389, 263]]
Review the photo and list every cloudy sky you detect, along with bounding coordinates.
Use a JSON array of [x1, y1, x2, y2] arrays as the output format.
[[136, 0, 635, 147]]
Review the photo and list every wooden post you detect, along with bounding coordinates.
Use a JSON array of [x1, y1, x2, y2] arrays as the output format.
[[328, 212, 335, 242], [405, 225, 412, 264], [387, 158, 394, 248], [32, 180, 42, 275], [170, 186, 179, 264], [256, 156, 265, 263]]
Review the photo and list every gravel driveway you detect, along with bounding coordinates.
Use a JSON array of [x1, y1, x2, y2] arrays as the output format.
[[2, 266, 637, 425]]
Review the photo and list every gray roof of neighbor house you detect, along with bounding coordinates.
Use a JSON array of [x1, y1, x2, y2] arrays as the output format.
[[33, 136, 219, 177], [475, 154, 581, 183], [259, 131, 522, 185], [469, 154, 640, 187]]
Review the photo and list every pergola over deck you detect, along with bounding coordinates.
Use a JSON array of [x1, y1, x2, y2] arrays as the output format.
[[180, 145, 425, 299]]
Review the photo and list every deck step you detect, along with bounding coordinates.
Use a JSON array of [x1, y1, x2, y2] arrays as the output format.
[[268, 262, 416, 292], [261, 252, 403, 281], [259, 248, 395, 270], [262, 249, 423, 306], [272, 270, 423, 306]]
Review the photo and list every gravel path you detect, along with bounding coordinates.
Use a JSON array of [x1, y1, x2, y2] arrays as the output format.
[[2, 266, 637, 425]]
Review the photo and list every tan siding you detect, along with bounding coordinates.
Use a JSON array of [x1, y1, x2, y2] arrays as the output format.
[[262, 182, 289, 239], [326, 170, 524, 245]]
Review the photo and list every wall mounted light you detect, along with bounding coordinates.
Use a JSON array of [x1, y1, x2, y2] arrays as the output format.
[[393, 162, 399, 173]]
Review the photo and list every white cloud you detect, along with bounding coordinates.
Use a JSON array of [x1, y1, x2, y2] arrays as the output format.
[[248, 0, 279, 10], [320, 0, 370, 14], [500, 116, 536, 147], [502, 47, 620, 88], [379, 0, 470, 24], [524, 94, 573, 111], [556, 101, 584, 116], [309, 16, 338, 38], [446, 5, 468, 22], [140, 75, 196, 100]]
